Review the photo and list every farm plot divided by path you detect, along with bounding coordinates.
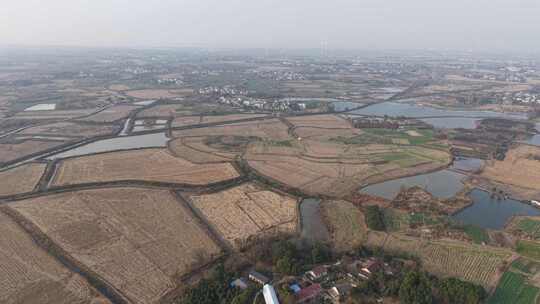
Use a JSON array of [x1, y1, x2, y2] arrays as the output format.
[[7, 187, 223, 304], [0, 212, 111, 304], [51, 148, 240, 187], [0, 163, 46, 196], [366, 231, 511, 288], [172, 119, 291, 141], [188, 183, 298, 249]]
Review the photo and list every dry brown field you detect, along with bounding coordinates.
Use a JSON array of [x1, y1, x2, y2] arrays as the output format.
[[20, 122, 117, 137], [168, 137, 235, 163], [14, 108, 99, 120], [245, 139, 449, 197], [295, 126, 362, 140], [108, 84, 130, 91], [0, 139, 65, 164], [9, 187, 223, 304], [286, 114, 351, 129], [173, 119, 290, 141], [77, 105, 139, 123], [138, 104, 189, 117], [0, 212, 111, 304], [189, 183, 298, 249], [321, 200, 367, 251], [125, 89, 193, 99], [172, 114, 267, 127], [0, 163, 46, 196], [481, 145, 540, 194], [51, 148, 240, 186], [366, 231, 510, 288]]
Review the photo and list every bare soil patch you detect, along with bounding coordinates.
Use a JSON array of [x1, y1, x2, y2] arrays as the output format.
[[126, 89, 193, 99], [172, 114, 267, 127], [0, 139, 65, 165]]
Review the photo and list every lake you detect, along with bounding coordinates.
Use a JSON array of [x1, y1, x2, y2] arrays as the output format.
[[453, 189, 540, 230], [300, 198, 330, 243], [359, 169, 466, 200], [46, 132, 169, 159]]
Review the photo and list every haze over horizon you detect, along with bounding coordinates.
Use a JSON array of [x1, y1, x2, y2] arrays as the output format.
[[2, 0, 540, 53]]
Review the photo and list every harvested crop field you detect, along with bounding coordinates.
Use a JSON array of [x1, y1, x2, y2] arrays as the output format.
[[168, 137, 237, 163], [0, 139, 65, 165], [0, 163, 46, 197], [77, 105, 139, 123], [173, 119, 290, 141], [286, 114, 352, 129], [14, 108, 100, 120], [20, 122, 117, 137], [172, 113, 268, 127], [188, 183, 298, 249], [482, 145, 540, 193], [366, 231, 510, 288], [0, 212, 111, 304], [126, 89, 193, 99], [8, 187, 223, 304], [51, 148, 240, 187], [245, 140, 450, 197], [321, 200, 367, 251]]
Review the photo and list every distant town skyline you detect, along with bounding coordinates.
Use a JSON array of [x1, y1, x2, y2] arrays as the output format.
[[2, 0, 540, 53]]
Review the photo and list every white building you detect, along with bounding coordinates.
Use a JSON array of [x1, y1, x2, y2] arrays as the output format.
[[263, 284, 280, 304]]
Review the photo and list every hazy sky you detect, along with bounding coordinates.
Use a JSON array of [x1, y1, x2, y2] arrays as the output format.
[[2, 0, 540, 52]]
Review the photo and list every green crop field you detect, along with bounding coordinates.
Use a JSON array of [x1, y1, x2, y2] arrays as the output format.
[[517, 240, 540, 261], [517, 218, 540, 239], [488, 271, 539, 304]]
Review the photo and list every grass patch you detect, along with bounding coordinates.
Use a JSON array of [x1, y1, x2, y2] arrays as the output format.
[[462, 225, 490, 244], [517, 218, 540, 239], [517, 240, 540, 261]]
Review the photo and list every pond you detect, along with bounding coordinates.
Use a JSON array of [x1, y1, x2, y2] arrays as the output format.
[[46, 132, 169, 159], [351, 101, 528, 121], [359, 170, 466, 200], [133, 100, 156, 106], [24, 103, 56, 111], [451, 157, 484, 172], [300, 198, 330, 243], [420, 117, 481, 129], [452, 189, 540, 230], [331, 101, 365, 112]]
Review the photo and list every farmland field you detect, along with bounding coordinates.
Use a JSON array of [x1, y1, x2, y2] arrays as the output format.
[[488, 271, 539, 304], [286, 114, 352, 129], [517, 240, 540, 261], [245, 137, 450, 197], [173, 119, 290, 141], [138, 102, 233, 118], [168, 137, 240, 163], [9, 187, 223, 304], [172, 113, 267, 127], [321, 200, 367, 251], [20, 122, 117, 137], [0, 138, 65, 165], [508, 216, 540, 240], [126, 89, 193, 99], [189, 183, 298, 249], [77, 105, 139, 123], [51, 148, 240, 186], [482, 145, 540, 193], [366, 231, 510, 288], [0, 212, 111, 304], [0, 163, 46, 196]]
